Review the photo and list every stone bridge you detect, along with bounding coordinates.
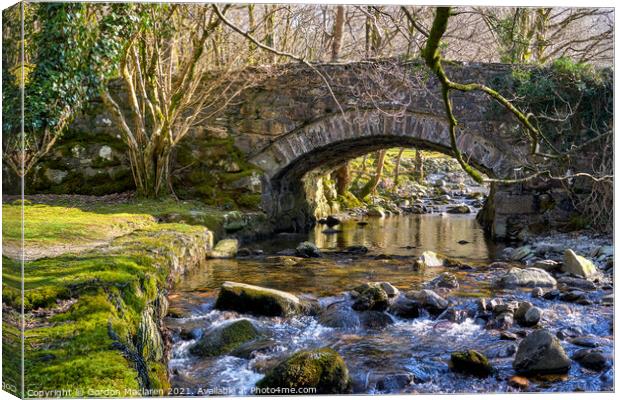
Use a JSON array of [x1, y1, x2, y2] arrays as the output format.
[[24, 59, 606, 240], [212, 61, 555, 237]]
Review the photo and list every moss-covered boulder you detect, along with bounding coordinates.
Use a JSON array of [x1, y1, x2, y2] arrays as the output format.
[[215, 281, 305, 317], [209, 238, 239, 258], [450, 350, 493, 377], [351, 283, 390, 311], [256, 348, 352, 394], [189, 319, 260, 357]]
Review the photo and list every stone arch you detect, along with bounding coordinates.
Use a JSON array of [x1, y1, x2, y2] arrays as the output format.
[[249, 110, 522, 232]]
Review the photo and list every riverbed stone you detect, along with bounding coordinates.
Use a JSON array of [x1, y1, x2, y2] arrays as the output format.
[[562, 249, 597, 278], [405, 289, 448, 313], [450, 350, 493, 377], [511, 246, 533, 261], [359, 311, 394, 330], [557, 276, 596, 290], [318, 302, 361, 330], [508, 375, 529, 389], [532, 260, 560, 272], [493, 268, 557, 288], [388, 295, 421, 319], [351, 283, 390, 311], [415, 251, 444, 268], [209, 238, 239, 258], [428, 272, 459, 289], [367, 205, 386, 218], [522, 307, 542, 327], [215, 281, 305, 317], [447, 204, 472, 214], [295, 241, 322, 258], [189, 319, 260, 357], [513, 329, 571, 375], [256, 348, 352, 394], [572, 349, 609, 371]]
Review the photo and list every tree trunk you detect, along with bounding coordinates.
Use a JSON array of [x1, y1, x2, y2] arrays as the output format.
[[392, 148, 405, 191], [331, 5, 345, 61], [360, 149, 387, 198], [414, 149, 424, 183], [247, 4, 257, 64], [334, 161, 350, 195]]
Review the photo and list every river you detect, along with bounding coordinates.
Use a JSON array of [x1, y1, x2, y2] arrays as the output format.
[[165, 213, 613, 395]]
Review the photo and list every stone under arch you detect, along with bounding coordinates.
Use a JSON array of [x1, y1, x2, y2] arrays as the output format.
[[249, 110, 524, 232]]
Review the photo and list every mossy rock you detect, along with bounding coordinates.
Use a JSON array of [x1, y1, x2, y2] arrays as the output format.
[[256, 348, 352, 394], [189, 319, 261, 357], [214, 281, 304, 317], [351, 283, 390, 312], [450, 350, 493, 377]]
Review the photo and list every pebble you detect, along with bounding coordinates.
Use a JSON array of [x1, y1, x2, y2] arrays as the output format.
[[508, 375, 529, 389]]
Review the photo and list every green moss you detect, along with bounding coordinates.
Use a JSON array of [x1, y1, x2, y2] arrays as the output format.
[[2, 209, 211, 393], [337, 191, 363, 210], [450, 350, 493, 377], [190, 319, 260, 357], [256, 348, 351, 394], [236, 193, 262, 210]]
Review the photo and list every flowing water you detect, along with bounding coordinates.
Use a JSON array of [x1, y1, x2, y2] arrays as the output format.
[[166, 214, 613, 395]]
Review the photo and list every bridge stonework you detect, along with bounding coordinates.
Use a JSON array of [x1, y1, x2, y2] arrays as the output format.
[[17, 60, 604, 240]]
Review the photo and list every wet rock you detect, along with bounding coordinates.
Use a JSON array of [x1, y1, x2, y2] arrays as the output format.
[[359, 311, 394, 330], [189, 319, 260, 357], [374, 373, 415, 392], [236, 248, 253, 257], [367, 205, 386, 218], [562, 249, 597, 278], [179, 327, 204, 341], [508, 375, 529, 389], [601, 293, 613, 305], [345, 245, 368, 254], [531, 287, 544, 298], [167, 306, 192, 319], [438, 308, 468, 323], [379, 282, 400, 298], [492, 300, 518, 314], [514, 302, 532, 322], [296, 241, 322, 258], [570, 336, 600, 348], [256, 348, 352, 394], [493, 267, 557, 288], [490, 312, 514, 330], [557, 276, 596, 291], [559, 289, 587, 303], [447, 204, 472, 214], [414, 251, 444, 268], [532, 260, 560, 272], [511, 246, 533, 261], [215, 281, 306, 317], [209, 238, 239, 258], [522, 307, 542, 327], [405, 289, 448, 314], [488, 261, 510, 269], [477, 298, 490, 313], [351, 283, 390, 311], [230, 338, 277, 359], [266, 255, 302, 266], [450, 350, 493, 377], [500, 331, 519, 341], [428, 272, 459, 289], [556, 327, 583, 340], [325, 215, 341, 227], [513, 329, 571, 375], [543, 289, 561, 300], [572, 349, 609, 371], [318, 302, 360, 330], [388, 295, 421, 319]]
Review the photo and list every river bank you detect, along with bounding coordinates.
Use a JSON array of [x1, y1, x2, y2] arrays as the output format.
[[166, 213, 613, 394]]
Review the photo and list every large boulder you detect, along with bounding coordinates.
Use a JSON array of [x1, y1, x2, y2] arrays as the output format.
[[209, 238, 239, 258], [493, 268, 556, 288], [562, 249, 597, 278], [189, 319, 260, 357], [296, 241, 322, 258], [450, 350, 493, 377], [513, 330, 571, 375], [414, 251, 444, 269], [215, 281, 306, 317], [256, 348, 352, 394], [405, 289, 448, 313]]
